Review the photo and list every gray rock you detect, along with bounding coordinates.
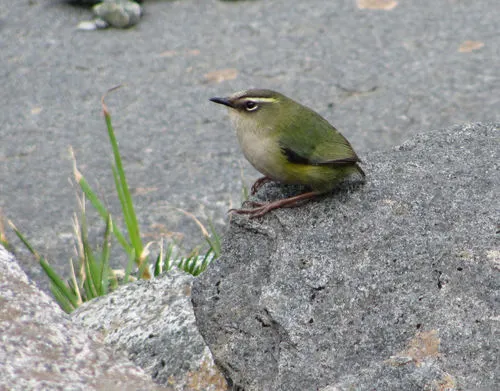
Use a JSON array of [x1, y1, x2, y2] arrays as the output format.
[[93, 0, 142, 29], [192, 123, 499, 390], [72, 269, 228, 391], [0, 245, 169, 391]]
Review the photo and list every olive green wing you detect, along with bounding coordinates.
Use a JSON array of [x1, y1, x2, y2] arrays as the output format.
[[279, 107, 360, 166]]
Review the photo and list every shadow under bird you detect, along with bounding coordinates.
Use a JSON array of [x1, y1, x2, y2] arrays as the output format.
[[210, 89, 365, 218]]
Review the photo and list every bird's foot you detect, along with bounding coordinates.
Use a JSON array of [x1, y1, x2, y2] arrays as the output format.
[[228, 191, 319, 218], [250, 176, 272, 195], [228, 200, 265, 216], [228, 202, 278, 218]]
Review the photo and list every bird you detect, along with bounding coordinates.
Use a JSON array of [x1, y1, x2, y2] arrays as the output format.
[[209, 89, 365, 218]]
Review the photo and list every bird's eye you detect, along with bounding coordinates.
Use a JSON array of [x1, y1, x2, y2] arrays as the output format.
[[244, 101, 258, 111]]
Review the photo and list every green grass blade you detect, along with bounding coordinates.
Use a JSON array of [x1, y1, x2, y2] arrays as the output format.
[[39, 258, 79, 310], [206, 219, 221, 258], [79, 207, 99, 299], [196, 248, 214, 276], [103, 100, 150, 279], [178, 253, 198, 275], [10, 221, 79, 309], [104, 107, 143, 258], [177, 257, 187, 273], [82, 245, 98, 299], [49, 282, 76, 314], [99, 214, 112, 295], [9, 221, 39, 257], [154, 240, 164, 277], [0, 211, 10, 250], [186, 256, 197, 274], [76, 172, 132, 254], [69, 258, 82, 305], [123, 249, 136, 284], [162, 242, 175, 272], [154, 252, 162, 276], [177, 247, 215, 276], [110, 164, 137, 249]]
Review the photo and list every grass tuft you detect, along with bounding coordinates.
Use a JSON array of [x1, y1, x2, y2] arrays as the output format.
[[8, 86, 220, 312]]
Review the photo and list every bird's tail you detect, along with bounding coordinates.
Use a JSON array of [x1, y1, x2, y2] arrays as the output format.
[[355, 163, 366, 178]]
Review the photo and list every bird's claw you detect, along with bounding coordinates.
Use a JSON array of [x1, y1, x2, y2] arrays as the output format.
[[228, 191, 319, 218], [250, 176, 272, 195], [228, 204, 274, 218], [228, 200, 266, 216]]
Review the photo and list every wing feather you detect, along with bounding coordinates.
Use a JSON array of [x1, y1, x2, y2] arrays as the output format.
[[278, 106, 360, 166]]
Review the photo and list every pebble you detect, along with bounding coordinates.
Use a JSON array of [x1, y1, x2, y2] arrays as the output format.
[[77, 0, 142, 30]]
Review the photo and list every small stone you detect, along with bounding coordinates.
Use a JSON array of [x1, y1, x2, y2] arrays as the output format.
[[93, 1, 142, 28], [94, 18, 110, 29], [77, 20, 99, 30]]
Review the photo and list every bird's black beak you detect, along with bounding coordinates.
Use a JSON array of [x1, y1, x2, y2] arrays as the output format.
[[209, 96, 234, 108]]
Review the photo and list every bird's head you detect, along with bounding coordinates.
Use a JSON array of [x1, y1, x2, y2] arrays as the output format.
[[210, 89, 291, 132]]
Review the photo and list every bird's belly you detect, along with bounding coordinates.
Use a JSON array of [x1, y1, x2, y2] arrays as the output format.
[[241, 141, 280, 178], [236, 127, 354, 190]]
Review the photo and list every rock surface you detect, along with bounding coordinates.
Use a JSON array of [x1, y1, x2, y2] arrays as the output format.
[[73, 269, 228, 391], [0, 244, 169, 391], [192, 123, 499, 391]]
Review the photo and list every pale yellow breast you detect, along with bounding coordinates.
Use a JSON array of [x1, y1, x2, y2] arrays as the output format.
[[229, 110, 282, 179]]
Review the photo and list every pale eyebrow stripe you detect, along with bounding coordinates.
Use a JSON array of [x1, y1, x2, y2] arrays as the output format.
[[241, 97, 278, 103]]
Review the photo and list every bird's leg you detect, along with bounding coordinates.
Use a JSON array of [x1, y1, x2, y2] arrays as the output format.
[[251, 176, 273, 195], [229, 191, 320, 218], [243, 200, 265, 207]]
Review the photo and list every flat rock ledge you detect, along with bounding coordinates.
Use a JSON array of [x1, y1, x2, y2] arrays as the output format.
[[192, 122, 499, 391]]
